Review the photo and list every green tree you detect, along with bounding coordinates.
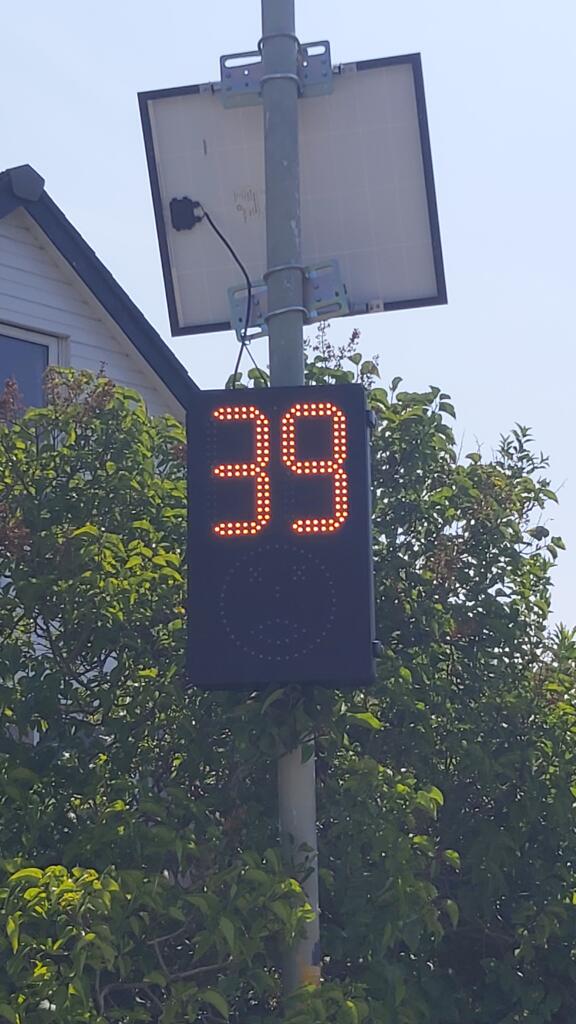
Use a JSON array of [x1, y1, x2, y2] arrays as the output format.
[[0, 355, 574, 1023]]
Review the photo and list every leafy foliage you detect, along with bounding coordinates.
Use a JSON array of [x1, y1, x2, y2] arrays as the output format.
[[0, 353, 574, 1023]]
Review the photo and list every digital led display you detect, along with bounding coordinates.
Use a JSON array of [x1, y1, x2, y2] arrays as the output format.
[[187, 384, 375, 690]]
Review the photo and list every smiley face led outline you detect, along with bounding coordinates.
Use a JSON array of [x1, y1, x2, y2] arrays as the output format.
[[211, 401, 350, 537], [218, 543, 337, 661]]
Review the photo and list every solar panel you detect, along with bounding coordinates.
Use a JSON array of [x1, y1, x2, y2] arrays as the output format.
[[140, 53, 446, 337]]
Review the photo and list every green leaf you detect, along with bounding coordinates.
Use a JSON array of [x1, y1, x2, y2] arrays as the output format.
[[541, 488, 558, 503], [248, 368, 269, 384], [344, 1000, 359, 1024], [245, 867, 271, 886], [269, 900, 291, 924], [347, 711, 382, 730], [188, 895, 210, 915], [441, 849, 461, 871], [9, 768, 39, 785], [528, 526, 549, 541], [9, 868, 43, 882], [444, 899, 460, 928], [219, 916, 235, 952], [360, 360, 380, 378], [132, 519, 152, 531], [439, 401, 456, 419], [370, 388, 388, 404], [415, 791, 439, 818], [6, 915, 19, 953], [23, 886, 44, 901], [68, 977, 88, 1007], [347, 353, 362, 365], [202, 990, 229, 1019], [261, 688, 285, 713], [144, 970, 167, 985], [107, 800, 126, 812], [71, 523, 99, 537]]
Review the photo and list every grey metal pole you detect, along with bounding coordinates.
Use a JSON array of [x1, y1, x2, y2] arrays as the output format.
[[261, 0, 305, 386], [260, 0, 321, 995]]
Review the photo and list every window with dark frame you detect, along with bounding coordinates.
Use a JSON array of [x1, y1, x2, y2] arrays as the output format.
[[0, 334, 49, 410]]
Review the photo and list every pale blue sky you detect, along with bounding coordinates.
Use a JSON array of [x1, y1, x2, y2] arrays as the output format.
[[2, 1, 575, 622]]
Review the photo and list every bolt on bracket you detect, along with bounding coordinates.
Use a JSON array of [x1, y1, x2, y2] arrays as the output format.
[[220, 41, 332, 108], [228, 259, 349, 341]]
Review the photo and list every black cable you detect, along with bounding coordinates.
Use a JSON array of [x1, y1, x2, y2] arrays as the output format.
[[244, 341, 267, 377], [200, 208, 268, 389]]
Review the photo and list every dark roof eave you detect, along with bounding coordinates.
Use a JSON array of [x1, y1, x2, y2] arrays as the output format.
[[0, 165, 198, 409]]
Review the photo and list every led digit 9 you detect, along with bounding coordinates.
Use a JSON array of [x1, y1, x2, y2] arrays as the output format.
[[212, 406, 271, 536], [281, 401, 350, 533]]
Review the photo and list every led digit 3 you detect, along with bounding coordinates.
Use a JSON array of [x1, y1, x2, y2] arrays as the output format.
[[212, 406, 271, 536]]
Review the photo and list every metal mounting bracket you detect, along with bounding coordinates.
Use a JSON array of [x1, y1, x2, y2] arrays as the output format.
[[228, 259, 349, 341], [220, 41, 332, 108]]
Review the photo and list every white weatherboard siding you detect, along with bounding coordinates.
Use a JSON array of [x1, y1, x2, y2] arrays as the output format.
[[0, 208, 182, 420]]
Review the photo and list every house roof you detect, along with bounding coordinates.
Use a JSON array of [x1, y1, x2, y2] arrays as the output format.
[[0, 164, 198, 409]]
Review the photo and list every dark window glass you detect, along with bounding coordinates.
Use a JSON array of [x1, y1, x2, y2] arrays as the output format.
[[0, 334, 48, 409]]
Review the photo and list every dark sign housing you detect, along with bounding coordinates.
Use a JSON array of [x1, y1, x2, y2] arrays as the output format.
[[187, 383, 375, 689]]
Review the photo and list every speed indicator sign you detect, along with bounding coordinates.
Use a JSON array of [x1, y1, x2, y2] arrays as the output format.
[[186, 383, 375, 690]]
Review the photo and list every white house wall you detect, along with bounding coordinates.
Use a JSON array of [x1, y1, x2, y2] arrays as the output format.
[[0, 208, 183, 420]]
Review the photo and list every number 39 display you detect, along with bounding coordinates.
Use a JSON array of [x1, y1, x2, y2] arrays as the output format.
[[186, 384, 375, 690]]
